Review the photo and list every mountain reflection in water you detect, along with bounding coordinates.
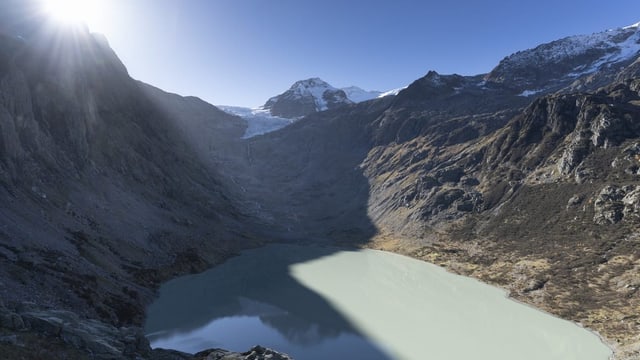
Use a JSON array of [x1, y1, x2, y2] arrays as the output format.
[[144, 244, 391, 359], [145, 244, 612, 360]]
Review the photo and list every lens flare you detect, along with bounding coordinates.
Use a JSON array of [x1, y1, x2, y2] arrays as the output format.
[[41, 0, 97, 26]]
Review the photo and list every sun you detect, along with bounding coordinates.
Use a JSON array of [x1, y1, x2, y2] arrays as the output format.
[[41, 0, 99, 26]]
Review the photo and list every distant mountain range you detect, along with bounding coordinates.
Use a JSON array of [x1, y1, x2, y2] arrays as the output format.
[[220, 78, 403, 137], [224, 22, 640, 138]]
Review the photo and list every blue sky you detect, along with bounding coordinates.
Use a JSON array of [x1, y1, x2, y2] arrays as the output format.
[[84, 0, 640, 107]]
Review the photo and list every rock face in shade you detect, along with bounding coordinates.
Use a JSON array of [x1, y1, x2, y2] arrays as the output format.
[[0, 1, 249, 354]]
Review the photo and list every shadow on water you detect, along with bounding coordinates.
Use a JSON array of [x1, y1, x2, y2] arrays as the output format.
[[145, 246, 392, 359], [145, 101, 396, 359]]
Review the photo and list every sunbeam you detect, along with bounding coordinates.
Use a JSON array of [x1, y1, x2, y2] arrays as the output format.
[[41, 0, 100, 27]]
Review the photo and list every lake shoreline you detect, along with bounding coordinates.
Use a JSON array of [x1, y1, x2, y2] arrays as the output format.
[[145, 242, 613, 360], [360, 237, 625, 360]]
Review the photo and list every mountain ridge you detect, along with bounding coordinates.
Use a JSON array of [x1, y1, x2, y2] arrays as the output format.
[[261, 77, 397, 119], [223, 78, 399, 137]]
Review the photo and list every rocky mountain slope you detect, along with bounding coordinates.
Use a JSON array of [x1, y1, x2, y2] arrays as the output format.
[[1, 4, 640, 359], [487, 22, 640, 95], [233, 24, 640, 359], [0, 6, 261, 359]]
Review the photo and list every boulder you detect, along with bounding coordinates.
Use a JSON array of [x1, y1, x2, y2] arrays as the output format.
[[593, 185, 626, 224], [194, 346, 293, 360], [21, 309, 150, 359], [593, 185, 640, 224]]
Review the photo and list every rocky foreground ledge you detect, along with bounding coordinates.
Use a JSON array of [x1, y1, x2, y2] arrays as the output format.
[[0, 299, 292, 360], [152, 346, 292, 360]]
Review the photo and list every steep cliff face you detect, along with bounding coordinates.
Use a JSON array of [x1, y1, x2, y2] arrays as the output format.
[[0, 17, 251, 338]]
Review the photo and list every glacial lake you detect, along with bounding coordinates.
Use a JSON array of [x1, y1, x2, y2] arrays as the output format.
[[144, 244, 612, 360]]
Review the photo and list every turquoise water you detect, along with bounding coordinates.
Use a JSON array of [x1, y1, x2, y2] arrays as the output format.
[[144, 244, 612, 360]]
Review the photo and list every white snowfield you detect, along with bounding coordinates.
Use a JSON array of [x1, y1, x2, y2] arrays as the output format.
[[217, 105, 294, 139]]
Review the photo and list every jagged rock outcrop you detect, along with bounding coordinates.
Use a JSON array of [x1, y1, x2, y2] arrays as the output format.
[[193, 346, 292, 360], [0, 300, 150, 359], [368, 71, 529, 145], [0, 300, 293, 360], [593, 185, 640, 224]]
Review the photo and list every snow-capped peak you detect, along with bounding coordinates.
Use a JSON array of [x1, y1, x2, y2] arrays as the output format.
[[487, 23, 640, 92], [286, 78, 343, 111], [504, 26, 639, 65], [262, 77, 351, 118], [291, 77, 333, 92], [262, 77, 403, 119]]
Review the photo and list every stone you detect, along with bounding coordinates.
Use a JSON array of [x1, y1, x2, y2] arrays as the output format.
[[623, 142, 640, 158], [436, 166, 465, 183], [0, 309, 25, 331], [625, 165, 639, 175], [622, 188, 640, 220], [18, 309, 152, 359], [22, 312, 65, 336], [0, 334, 18, 346], [460, 176, 480, 187], [567, 195, 583, 208], [593, 185, 626, 224], [593, 185, 640, 224], [240, 345, 293, 360], [194, 346, 293, 360], [120, 326, 151, 358], [150, 348, 194, 360], [558, 134, 590, 175]]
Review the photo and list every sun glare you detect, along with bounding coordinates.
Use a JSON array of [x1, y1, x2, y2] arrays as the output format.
[[42, 0, 99, 27]]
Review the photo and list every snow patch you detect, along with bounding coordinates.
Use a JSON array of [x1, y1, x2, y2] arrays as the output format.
[[341, 86, 382, 103], [288, 78, 338, 111], [218, 105, 294, 139], [378, 87, 406, 98], [518, 89, 544, 97], [503, 25, 640, 74]]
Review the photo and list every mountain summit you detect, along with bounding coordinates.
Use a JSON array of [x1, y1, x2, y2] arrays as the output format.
[[262, 78, 353, 118], [486, 22, 640, 94], [260, 78, 395, 119]]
